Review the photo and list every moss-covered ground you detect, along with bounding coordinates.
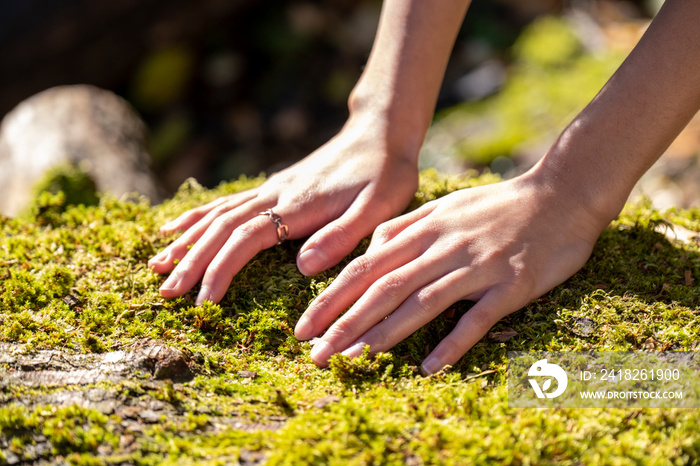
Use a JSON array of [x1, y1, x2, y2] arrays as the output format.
[[1, 170, 700, 465]]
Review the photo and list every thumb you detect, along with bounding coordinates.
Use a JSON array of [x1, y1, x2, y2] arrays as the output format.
[[296, 200, 390, 276]]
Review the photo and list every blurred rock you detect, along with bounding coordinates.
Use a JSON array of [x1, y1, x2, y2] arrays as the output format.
[[453, 60, 506, 101], [0, 85, 162, 216]]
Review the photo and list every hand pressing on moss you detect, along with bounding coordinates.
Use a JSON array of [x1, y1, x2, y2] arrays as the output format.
[[149, 0, 471, 305], [296, 0, 700, 373], [295, 167, 606, 374], [148, 115, 419, 305]]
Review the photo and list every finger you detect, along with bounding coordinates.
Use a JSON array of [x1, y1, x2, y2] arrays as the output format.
[[160, 190, 257, 234], [196, 211, 293, 304], [365, 202, 436, 256], [296, 190, 397, 277], [309, 258, 463, 367], [158, 201, 271, 298], [294, 230, 427, 341], [149, 192, 258, 273], [420, 285, 520, 375], [338, 268, 473, 360], [159, 196, 231, 234]]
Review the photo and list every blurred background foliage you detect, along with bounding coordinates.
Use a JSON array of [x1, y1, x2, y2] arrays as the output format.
[[421, 12, 640, 175], [0, 0, 662, 195]]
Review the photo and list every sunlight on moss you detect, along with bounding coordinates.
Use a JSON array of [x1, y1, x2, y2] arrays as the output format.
[[1, 171, 699, 463]]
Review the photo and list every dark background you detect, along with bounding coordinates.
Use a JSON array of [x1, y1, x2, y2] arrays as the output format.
[[0, 0, 653, 194]]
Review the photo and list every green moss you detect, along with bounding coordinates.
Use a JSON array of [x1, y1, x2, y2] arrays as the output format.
[[29, 164, 100, 226], [0, 404, 118, 458], [1, 171, 700, 463], [511, 16, 582, 68]]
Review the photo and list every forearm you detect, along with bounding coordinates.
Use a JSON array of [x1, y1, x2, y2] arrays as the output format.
[[534, 0, 700, 228], [347, 0, 471, 159]]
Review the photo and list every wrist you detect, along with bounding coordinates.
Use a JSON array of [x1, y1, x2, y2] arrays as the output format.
[[345, 85, 428, 164], [525, 129, 632, 235]]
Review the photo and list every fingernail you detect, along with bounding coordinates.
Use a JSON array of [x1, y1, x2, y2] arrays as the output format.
[[149, 252, 166, 266], [297, 248, 328, 276], [341, 342, 368, 358], [310, 340, 334, 365], [160, 272, 183, 292], [421, 355, 443, 375], [196, 285, 212, 306], [295, 316, 314, 341]]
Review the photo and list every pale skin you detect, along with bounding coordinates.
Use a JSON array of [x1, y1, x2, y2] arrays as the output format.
[[149, 0, 700, 375]]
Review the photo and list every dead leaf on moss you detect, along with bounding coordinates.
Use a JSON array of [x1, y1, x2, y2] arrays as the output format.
[[685, 270, 694, 286], [569, 317, 595, 337], [61, 294, 82, 309], [642, 337, 658, 351], [488, 328, 518, 342]]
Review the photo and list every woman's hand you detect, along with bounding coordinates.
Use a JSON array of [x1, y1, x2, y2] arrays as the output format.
[[148, 115, 419, 305], [294, 0, 700, 375], [149, 0, 474, 305], [294, 168, 608, 374]]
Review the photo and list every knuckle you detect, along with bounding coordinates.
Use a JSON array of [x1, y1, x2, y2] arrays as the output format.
[[172, 260, 194, 278], [372, 222, 393, 244], [325, 319, 359, 343], [372, 274, 405, 302], [230, 220, 268, 250], [209, 204, 231, 219], [308, 291, 332, 311], [173, 210, 201, 227], [325, 222, 356, 251], [466, 305, 497, 334], [202, 261, 226, 284], [232, 221, 258, 243], [365, 325, 390, 351], [256, 180, 281, 202], [510, 264, 536, 294], [345, 255, 376, 281], [413, 287, 441, 318], [210, 214, 235, 233]]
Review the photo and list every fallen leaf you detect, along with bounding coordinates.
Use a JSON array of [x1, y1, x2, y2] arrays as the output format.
[[568, 317, 595, 337], [61, 294, 82, 309], [643, 337, 657, 351], [488, 328, 518, 342], [685, 270, 694, 286]]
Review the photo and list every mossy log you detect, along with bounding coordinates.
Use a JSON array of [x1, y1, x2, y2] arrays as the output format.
[[0, 171, 699, 465]]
